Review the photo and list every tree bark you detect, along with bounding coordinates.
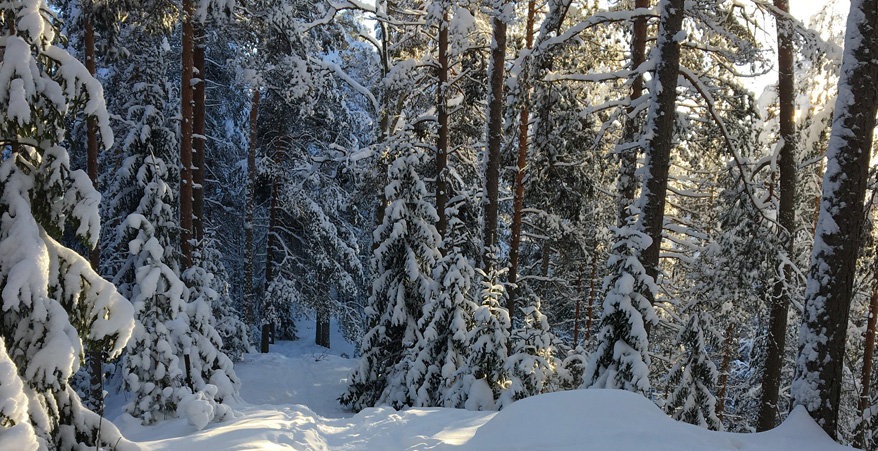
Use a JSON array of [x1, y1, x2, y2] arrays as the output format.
[[435, 10, 449, 244], [637, 0, 684, 303], [716, 323, 733, 423], [791, 0, 878, 438], [192, 25, 206, 246], [617, 0, 649, 227], [244, 90, 259, 329], [482, 2, 507, 270], [180, 0, 195, 270], [507, 0, 536, 328], [757, 0, 797, 431]]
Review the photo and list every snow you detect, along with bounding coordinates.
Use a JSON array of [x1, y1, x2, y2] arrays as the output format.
[[107, 320, 850, 451]]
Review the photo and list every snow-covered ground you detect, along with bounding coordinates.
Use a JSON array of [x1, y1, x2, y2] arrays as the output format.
[[107, 320, 853, 450]]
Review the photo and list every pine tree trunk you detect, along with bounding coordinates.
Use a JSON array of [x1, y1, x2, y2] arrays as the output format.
[[180, 0, 195, 270], [855, 249, 878, 448], [616, 0, 649, 226], [507, 0, 536, 328], [435, 10, 449, 243], [245, 90, 260, 329], [716, 323, 733, 423], [192, 25, 206, 246], [757, 0, 796, 431], [792, 0, 878, 438], [637, 0, 684, 303], [482, 2, 507, 270]]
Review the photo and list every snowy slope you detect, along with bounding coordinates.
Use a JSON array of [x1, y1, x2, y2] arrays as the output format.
[[111, 320, 854, 451]]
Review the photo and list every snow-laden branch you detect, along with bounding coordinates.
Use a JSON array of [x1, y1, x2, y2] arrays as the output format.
[[308, 56, 379, 115], [678, 66, 781, 230]]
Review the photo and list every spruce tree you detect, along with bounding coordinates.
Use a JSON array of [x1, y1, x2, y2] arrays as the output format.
[[0, 0, 137, 447], [584, 212, 658, 394], [340, 136, 441, 411], [665, 309, 723, 430]]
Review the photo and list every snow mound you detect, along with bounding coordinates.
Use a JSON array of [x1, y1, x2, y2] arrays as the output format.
[[466, 389, 848, 451]]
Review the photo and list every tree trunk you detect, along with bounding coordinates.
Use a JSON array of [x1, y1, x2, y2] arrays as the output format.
[[757, 0, 797, 431], [636, 0, 685, 303], [507, 0, 536, 328], [855, 248, 878, 448], [616, 0, 649, 227], [482, 2, 507, 270], [716, 323, 733, 423], [180, 0, 195, 270], [192, 25, 206, 247], [316, 310, 331, 348], [244, 90, 260, 329], [82, 14, 105, 414], [792, 0, 878, 438], [435, 10, 449, 244]]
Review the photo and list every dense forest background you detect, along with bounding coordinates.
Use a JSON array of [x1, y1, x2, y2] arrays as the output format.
[[1, 0, 878, 449]]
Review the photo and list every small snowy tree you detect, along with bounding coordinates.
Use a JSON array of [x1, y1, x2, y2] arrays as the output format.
[[403, 204, 478, 408], [122, 210, 192, 424], [665, 309, 723, 431], [340, 138, 441, 411], [556, 346, 588, 391], [584, 212, 658, 395], [502, 297, 557, 406], [448, 265, 510, 411], [182, 257, 242, 402]]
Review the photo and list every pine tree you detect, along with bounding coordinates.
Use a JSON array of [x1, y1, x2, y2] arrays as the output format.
[[792, 0, 878, 438]]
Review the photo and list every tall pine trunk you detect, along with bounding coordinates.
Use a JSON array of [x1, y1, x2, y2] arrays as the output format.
[[616, 0, 649, 226], [757, 0, 797, 431], [508, 0, 536, 326], [435, 10, 449, 243], [180, 0, 195, 270], [482, 0, 507, 271], [193, 25, 206, 246], [791, 0, 878, 438], [637, 0, 684, 302], [83, 13, 103, 413], [245, 90, 259, 331]]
